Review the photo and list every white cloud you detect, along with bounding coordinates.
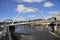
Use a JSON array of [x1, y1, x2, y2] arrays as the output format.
[[28, 15, 36, 18], [14, 0, 45, 3], [0, 19, 4, 22], [28, 15, 37, 19], [49, 11, 60, 15], [28, 15, 42, 20], [16, 16, 25, 21], [45, 16, 53, 19], [16, 4, 39, 13], [44, 2, 54, 7], [0, 18, 13, 22], [16, 5, 26, 13]]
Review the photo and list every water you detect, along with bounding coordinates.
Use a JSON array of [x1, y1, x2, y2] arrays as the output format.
[[15, 26, 41, 35]]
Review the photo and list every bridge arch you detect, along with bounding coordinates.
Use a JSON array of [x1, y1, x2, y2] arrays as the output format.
[[3, 19, 13, 22], [12, 7, 45, 24]]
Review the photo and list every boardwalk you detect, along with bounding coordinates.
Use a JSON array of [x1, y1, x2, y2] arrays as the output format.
[[20, 30, 58, 40], [1, 30, 58, 40]]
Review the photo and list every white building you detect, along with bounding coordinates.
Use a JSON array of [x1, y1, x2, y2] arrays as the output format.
[[56, 14, 60, 21]]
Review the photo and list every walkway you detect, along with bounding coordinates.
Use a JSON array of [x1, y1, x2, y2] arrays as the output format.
[[20, 30, 58, 40], [1, 30, 58, 40]]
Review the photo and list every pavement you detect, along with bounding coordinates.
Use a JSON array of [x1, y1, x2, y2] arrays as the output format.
[[0, 30, 58, 40], [20, 30, 58, 40]]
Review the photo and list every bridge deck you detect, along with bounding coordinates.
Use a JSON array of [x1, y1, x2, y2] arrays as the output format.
[[1, 30, 58, 40], [19, 30, 58, 40]]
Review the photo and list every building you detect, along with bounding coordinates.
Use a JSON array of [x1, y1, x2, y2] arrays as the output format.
[[56, 14, 60, 21], [48, 17, 56, 23], [56, 14, 60, 35]]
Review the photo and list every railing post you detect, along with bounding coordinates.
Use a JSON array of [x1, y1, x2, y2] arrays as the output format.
[[7, 26, 12, 40]]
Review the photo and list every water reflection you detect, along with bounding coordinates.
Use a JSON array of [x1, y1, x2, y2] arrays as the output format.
[[15, 26, 29, 34], [15, 25, 40, 34]]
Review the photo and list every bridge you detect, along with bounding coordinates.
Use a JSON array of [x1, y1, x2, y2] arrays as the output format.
[[0, 19, 59, 40], [0, 8, 59, 40]]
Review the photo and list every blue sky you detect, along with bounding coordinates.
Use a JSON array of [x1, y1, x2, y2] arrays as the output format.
[[0, 0, 60, 21]]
